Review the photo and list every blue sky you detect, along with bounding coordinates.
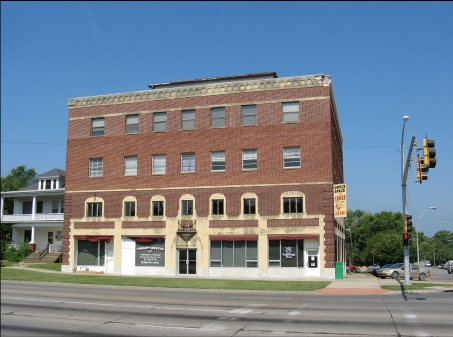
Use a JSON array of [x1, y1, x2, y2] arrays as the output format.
[[1, 2, 452, 237]]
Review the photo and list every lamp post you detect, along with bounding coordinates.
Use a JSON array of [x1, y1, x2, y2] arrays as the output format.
[[415, 206, 436, 266], [400, 116, 411, 284]]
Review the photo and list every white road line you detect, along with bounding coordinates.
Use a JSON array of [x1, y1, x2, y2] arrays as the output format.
[[288, 311, 301, 315], [414, 332, 431, 337], [1, 296, 229, 313], [404, 314, 418, 320]]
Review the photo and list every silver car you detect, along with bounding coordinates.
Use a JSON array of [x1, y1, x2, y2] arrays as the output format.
[[446, 260, 453, 275], [376, 263, 430, 281]]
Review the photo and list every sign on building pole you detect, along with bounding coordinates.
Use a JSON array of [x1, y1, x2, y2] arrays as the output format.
[[334, 184, 347, 217]]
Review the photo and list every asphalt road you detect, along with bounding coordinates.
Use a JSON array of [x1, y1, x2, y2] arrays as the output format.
[[425, 266, 453, 282], [2, 280, 452, 336]]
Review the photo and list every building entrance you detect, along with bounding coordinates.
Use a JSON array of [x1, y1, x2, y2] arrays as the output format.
[[178, 249, 196, 275]]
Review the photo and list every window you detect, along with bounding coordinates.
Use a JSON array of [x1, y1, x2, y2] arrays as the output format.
[[91, 118, 105, 137], [152, 201, 164, 216], [282, 102, 299, 123], [182, 200, 193, 216], [126, 114, 139, 134], [77, 240, 105, 266], [210, 241, 257, 267], [181, 153, 195, 173], [211, 151, 225, 171], [153, 112, 166, 132], [89, 158, 103, 177], [182, 109, 195, 130], [52, 200, 63, 213], [241, 105, 256, 126], [36, 201, 43, 214], [152, 154, 166, 175], [243, 198, 256, 215], [22, 201, 32, 214], [242, 149, 257, 170], [86, 202, 102, 217], [124, 156, 138, 176], [283, 197, 303, 214], [212, 199, 224, 215], [211, 107, 225, 128], [269, 239, 304, 267], [283, 147, 301, 168], [45, 180, 52, 189], [124, 201, 136, 217]]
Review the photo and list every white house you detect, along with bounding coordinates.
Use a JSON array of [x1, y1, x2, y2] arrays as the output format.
[[1, 169, 65, 254]]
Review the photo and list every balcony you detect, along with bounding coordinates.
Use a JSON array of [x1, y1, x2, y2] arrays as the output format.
[[1, 213, 64, 223]]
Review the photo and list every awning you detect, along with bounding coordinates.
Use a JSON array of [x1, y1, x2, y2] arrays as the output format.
[[268, 234, 319, 240], [209, 235, 258, 241], [123, 235, 165, 243], [73, 235, 113, 243]]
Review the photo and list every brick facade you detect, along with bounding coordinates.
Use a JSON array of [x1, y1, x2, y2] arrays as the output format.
[[63, 73, 345, 279]]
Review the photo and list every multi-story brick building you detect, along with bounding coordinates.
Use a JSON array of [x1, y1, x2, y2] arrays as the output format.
[[63, 72, 346, 279]]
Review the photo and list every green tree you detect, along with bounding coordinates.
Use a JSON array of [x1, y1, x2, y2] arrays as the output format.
[[1, 165, 37, 214]]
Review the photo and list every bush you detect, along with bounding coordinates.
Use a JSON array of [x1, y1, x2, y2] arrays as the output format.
[[4, 242, 32, 262]]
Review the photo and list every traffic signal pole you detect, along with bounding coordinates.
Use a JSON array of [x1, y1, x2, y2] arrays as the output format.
[[401, 135, 416, 285]]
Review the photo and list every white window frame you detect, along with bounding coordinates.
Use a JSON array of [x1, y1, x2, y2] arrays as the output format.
[[211, 151, 225, 171], [283, 147, 301, 168], [210, 107, 225, 128], [91, 118, 105, 137], [242, 149, 257, 170], [181, 153, 195, 173], [241, 105, 256, 126], [126, 114, 139, 134], [124, 156, 138, 176], [152, 154, 166, 175], [282, 102, 299, 123], [86, 202, 103, 217], [89, 158, 103, 177], [124, 201, 136, 217], [182, 109, 195, 130], [153, 112, 167, 132]]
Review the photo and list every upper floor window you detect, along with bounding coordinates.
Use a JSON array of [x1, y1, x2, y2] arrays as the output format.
[[181, 200, 193, 216], [242, 149, 257, 170], [283, 147, 301, 168], [283, 197, 303, 214], [89, 158, 103, 177], [124, 156, 138, 176], [211, 107, 225, 128], [87, 202, 102, 217], [52, 200, 64, 213], [153, 112, 166, 132], [91, 118, 105, 137], [241, 105, 256, 126], [152, 201, 164, 216], [126, 114, 139, 134], [124, 201, 136, 217], [282, 102, 299, 123], [212, 199, 224, 216], [182, 109, 195, 130], [211, 151, 225, 171], [152, 154, 166, 175], [243, 198, 256, 215], [181, 153, 195, 173]]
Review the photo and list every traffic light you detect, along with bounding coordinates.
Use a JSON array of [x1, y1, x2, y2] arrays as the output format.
[[416, 154, 428, 183], [406, 214, 413, 233], [403, 233, 409, 246], [423, 138, 436, 169]]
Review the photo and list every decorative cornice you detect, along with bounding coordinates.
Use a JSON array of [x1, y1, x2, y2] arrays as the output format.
[[68, 74, 331, 109]]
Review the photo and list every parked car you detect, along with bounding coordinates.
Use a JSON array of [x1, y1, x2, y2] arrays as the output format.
[[425, 262, 432, 267], [376, 263, 430, 281], [446, 260, 453, 274], [371, 264, 393, 277], [346, 263, 357, 273]]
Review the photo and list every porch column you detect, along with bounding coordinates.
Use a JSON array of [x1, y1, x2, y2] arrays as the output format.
[[0, 196, 4, 219], [32, 194, 36, 220], [29, 225, 36, 251]]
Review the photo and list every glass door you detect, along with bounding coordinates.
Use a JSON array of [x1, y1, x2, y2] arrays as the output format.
[[179, 249, 196, 275]]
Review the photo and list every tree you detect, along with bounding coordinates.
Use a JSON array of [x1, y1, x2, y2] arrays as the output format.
[[1, 165, 37, 214]]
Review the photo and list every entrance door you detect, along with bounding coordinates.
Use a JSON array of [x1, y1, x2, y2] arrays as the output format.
[[106, 249, 114, 274], [47, 232, 54, 245], [179, 249, 196, 275]]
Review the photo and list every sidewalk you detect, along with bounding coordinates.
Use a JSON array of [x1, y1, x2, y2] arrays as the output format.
[[315, 273, 391, 295]]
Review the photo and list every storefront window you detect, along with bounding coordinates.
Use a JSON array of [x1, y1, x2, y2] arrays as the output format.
[[268, 239, 304, 267]]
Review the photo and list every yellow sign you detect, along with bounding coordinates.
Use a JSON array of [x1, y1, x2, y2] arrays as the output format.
[[333, 184, 347, 217]]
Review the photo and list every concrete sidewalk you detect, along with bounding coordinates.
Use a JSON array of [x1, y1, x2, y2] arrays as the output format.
[[316, 273, 391, 295]]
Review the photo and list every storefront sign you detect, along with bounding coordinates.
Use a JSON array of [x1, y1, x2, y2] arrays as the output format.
[[135, 240, 165, 266], [333, 183, 347, 217]]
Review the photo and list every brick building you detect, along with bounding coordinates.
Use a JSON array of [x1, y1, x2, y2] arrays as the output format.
[[63, 72, 346, 279]]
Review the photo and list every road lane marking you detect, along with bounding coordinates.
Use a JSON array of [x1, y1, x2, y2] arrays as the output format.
[[404, 314, 418, 320], [288, 311, 301, 315]]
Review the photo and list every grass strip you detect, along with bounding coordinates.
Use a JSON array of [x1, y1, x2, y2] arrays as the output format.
[[381, 283, 453, 291], [0, 268, 330, 291], [26, 263, 62, 271]]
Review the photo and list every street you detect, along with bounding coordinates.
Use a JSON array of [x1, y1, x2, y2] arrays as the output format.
[[1, 280, 452, 336]]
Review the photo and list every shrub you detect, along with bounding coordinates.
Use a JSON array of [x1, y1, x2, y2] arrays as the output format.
[[4, 242, 32, 262]]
